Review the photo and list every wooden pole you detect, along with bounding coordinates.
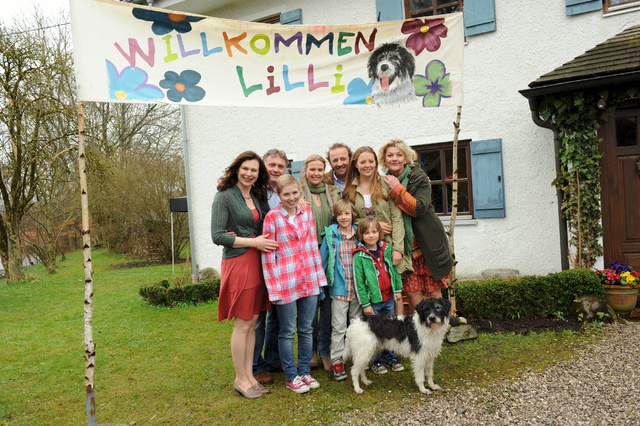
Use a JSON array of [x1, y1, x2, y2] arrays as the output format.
[[447, 106, 462, 315], [78, 101, 97, 426]]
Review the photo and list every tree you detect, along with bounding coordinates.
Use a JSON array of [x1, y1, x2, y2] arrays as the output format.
[[84, 103, 187, 262], [0, 15, 76, 281]]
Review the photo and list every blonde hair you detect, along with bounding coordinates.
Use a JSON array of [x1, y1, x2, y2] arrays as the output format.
[[332, 199, 356, 219], [343, 146, 386, 205], [276, 174, 299, 194], [356, 217, 383, 243], [300, 154, 326, 184], [377, 138, 417, 170]]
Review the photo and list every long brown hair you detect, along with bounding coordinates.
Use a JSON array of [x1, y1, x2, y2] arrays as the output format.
[[343, 146, 386, 205], [216, 151, 270, 200]]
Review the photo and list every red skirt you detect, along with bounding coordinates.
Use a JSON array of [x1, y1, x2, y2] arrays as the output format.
[[402, 255, 449, 294], [217, 247, 270, 321]]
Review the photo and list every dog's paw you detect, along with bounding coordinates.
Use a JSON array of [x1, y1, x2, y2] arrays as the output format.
[[354, 387, 364, 394], [362, 378, 373, 386], [418, 387, 433, 395], [429, 384, 442, 391]]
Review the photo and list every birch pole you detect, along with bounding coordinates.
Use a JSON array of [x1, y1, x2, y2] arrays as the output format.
[[447, 106, 462, 315], [78, 101, 97, 426]]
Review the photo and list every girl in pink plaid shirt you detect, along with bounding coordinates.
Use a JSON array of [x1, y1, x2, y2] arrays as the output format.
[[261, 175, 327, 394]]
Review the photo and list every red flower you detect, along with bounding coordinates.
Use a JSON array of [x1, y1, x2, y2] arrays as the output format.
[[402, 18, 448, 55]]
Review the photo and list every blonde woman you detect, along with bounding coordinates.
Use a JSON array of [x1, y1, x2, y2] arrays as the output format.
[[379, 138, 453, 313], [300, 154, 340, 371]]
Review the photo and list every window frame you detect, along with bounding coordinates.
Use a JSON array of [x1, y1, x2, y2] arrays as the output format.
[[604, 0, 640, 13], [413, 140, 473, 217], [403, 0, 463, 18]]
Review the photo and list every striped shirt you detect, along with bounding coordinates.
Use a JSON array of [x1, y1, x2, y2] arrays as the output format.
[[262, 204, 327, 305]]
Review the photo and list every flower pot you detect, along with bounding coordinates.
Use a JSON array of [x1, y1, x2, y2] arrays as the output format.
[[602, 285, 640, 314]]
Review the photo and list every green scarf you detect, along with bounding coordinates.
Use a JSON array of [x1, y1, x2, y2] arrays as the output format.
[[307, 182, 330, 244], [393, 165, 415, 255]]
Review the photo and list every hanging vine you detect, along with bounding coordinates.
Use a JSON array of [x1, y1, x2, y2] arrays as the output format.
[[538, 87, 639, 269]]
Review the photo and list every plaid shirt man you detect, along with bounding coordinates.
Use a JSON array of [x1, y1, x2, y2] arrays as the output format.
[[262, 204, 327, 305]]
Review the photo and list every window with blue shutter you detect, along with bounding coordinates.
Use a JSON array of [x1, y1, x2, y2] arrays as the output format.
[[280, 9, 302, 25], [376, 0, 404, 21], [470, 139, 505, 218], [289, 160, 304, 181], [565, 0, 602, 16], [463, 0, 497, 36]]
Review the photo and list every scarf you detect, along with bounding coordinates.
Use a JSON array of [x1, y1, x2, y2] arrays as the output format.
[[393, 165, 415, 255], [304, 182, 333, 243]]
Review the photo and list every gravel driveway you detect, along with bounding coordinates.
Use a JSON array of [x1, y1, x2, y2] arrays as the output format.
[[347, 321, 640, 425]]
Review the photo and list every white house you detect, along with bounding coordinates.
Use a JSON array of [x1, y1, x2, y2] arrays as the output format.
[[141, 0, 640, 279]]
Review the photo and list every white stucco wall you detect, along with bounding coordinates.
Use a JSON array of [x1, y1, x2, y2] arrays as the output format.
[[181, 0, 639, 278]]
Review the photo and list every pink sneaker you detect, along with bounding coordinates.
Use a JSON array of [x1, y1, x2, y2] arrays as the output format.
[[285, 376, 310, 393], [300, 374, 320, 389]]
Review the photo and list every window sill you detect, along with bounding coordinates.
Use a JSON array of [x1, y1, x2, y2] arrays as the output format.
[[603, 5, 640, 17], [440, 216, 478, 227]]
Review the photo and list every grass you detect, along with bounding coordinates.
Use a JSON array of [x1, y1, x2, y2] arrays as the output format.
[[0, 249, 598, 425]]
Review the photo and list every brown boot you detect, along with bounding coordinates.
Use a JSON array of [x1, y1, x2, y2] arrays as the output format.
[[321, 356, 332, 371]]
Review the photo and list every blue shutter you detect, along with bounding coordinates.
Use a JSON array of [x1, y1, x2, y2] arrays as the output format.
[[463, 0, 497, 37], [289, 160, 304, 182], [471, 139, 505, 218], [280, 9, 302, 25], [376, 0, 403, 21], [565, 0, 601, 16]]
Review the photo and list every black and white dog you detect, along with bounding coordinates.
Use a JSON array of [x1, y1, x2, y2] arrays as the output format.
[[367, 42, 416, 105], [344, 298, 451, 394]]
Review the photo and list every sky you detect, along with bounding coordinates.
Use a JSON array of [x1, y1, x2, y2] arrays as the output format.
[[1, 0, 70, 26]]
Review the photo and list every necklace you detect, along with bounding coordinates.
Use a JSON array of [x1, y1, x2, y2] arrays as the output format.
[[242, 192, 251, 200]]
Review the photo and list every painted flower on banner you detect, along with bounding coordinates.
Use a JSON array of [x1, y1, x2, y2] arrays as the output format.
[[160, 70, 206, 102], [343, 78, 373, 105], [106, 60, 164, 101], [414, 60, 452, 108], [132, 8, 205, 35], [402, 18, 448, 55]]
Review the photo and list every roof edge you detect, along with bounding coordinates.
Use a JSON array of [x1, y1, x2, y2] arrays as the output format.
[[519, 70, 640, 99]]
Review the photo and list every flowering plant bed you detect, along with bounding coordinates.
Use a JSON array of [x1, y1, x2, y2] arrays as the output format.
[[596, 262, 640, 288]]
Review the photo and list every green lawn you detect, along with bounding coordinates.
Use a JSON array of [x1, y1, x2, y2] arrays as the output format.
[[0, 249, 595, 425]]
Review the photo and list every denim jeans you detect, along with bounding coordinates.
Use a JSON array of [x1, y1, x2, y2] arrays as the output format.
[[312, 287, 332, 359], [274, 295, 317, 382], [253, 309, 280, 375], [371, 297, 398, 365]]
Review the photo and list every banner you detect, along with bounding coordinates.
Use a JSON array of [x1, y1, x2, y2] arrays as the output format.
[[70, 0, 463, 108]]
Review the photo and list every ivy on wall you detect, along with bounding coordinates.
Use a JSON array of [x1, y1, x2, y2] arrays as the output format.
[[538, 87, 639, 269]]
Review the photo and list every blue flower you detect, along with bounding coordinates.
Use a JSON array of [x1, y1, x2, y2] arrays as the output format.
[[414, 60, 452, 108], [343, 78, 373, 105], [106, 60, 164, 101], [159, 70, 206, 103], [132, 8, 205, 35]]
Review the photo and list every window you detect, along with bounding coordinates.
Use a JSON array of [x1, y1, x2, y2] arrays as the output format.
[[404, 0, 462, 18], [257, 14, 281, 24], [604, 0, 640, 12], [414, 141, 472, 216]]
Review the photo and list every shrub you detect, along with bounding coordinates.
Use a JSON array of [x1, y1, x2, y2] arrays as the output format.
[[139, 278, 221, 307], [455, 269, 603, 319]]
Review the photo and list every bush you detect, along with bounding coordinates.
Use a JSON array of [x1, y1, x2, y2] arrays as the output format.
[[455, 269, 603, 319], [139, 278, 221, 307]]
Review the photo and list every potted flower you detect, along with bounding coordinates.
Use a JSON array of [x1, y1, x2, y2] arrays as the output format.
[[596, 262, 640, 314]]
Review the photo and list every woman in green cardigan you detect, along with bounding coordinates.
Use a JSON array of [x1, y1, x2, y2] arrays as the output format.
[[379, 138, 453, 314], [211, 151, 278, 399], [299, 154, 340, 371]]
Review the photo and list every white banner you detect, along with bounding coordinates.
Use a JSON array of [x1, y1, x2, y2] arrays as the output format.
[[70, 0, 463, 108]]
